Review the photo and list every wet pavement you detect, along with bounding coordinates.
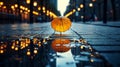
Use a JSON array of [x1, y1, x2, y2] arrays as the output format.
[[0, 22, 120, 67]]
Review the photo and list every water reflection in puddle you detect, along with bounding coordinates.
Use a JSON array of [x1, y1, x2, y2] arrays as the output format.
[[0, 35, 112, 67]]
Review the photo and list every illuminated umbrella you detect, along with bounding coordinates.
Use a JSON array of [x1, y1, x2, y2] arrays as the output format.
[[51, 38, 71, 52], [51, 17, 72, 32]]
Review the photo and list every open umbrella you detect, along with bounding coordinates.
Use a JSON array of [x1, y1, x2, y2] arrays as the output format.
[[51, 17, 72, 32], [51, 38, 71, 53]]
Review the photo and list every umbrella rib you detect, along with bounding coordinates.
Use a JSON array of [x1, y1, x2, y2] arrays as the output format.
[[61, 18, 64, 32]]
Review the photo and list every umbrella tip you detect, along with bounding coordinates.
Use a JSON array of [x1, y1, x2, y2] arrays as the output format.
[[59, 16, 65, 18]]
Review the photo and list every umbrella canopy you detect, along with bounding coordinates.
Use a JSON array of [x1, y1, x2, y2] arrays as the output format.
[[51, 17, 72, 32], [51, 38, 71, 53]]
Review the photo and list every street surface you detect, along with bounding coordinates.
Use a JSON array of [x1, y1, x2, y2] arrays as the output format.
[[0, 22, 120, 67]]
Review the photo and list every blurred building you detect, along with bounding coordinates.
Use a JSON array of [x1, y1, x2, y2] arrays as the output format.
[[65, 0, 120, 21], [0, 0, 60, 23]]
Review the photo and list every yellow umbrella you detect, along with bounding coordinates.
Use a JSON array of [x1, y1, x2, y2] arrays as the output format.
[[51, 17, 72, 32]]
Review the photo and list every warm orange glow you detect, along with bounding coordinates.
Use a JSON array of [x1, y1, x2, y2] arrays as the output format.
[[22, 7, 25, 10], [27, 49, 31, 56], [80, 45, 84, 49], [15, 4, 18, 8], [46, 10, 50, 16], [3, 6, 6, 9], [20, 10, 23, 13], [43, 39, 46, 43], [15, 47, 18, 51], [65, 11, 73, 17], [89, 3, 93, 7], [11, 46, 15, 49], [80, 4, 84, 8], [51, 17, 72, 32], [27, 51, 31, 56], [34, 49, 38, 54], [0, 46, 3, 49], [33, 11, 39, 15], [38, 7, 41, 10], [47, 10, 49, 14], [43, 10, 46, 13], [42, 7, 45, 10], [51, 38, 71, 52], [0, 50, 4, 54], [26, 0, 30, 4], [78, 8, 81, 11], [33, 38, 38, 44], [20, 6, 23, 9], [16, 40, 19, 45], [49, 11, 57, 18], [25, 8, 28, 11], [33, 1, 37, 7], [25, 43, 29, 47], [90, 59, 94, 62], [26, 38, 30, 44], [0, 2, 3, 6], [73, 9, 76, 12], [38, 42, 41, 47], [28, 10, 30, 12], [20, 6, 25, 10], [11, 5, 14, 9], [20, 40, 26, 49]]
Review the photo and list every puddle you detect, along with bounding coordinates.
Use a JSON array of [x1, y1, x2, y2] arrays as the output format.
[[0, 34, 112, 67]]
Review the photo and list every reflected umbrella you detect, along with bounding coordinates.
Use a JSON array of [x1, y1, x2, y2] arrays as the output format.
[[51, 38, 71, 53]]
